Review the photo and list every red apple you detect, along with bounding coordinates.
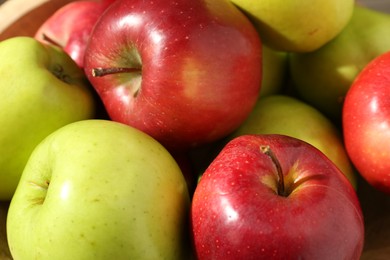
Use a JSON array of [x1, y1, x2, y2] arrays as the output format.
[[191, 134, 364, 259], [343, 51, 390, 194], [83, 0, 262, 151], [101, 0, 117, 5], [34, 0, 114, 68]]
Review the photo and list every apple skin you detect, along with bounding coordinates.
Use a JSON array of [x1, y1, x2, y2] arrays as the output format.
[[343, 51, 390, 194], [230, 0, 354, 52], [0, 36, 95, 201], [191, 134, 364, 259], [34, 0, 114, 68], [7, 119, 191, 259], [289, 5, 390, 122], [230, 95, 357, 188], [84, 0, 262, 151], [259, 45, 288, 97]]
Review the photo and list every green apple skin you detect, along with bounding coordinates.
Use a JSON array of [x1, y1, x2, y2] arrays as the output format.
[[0, 36, 95, 201], [7, 119, 191, 260], [230, 95, 357, 188], [259, 44, 288, 97], [231, 0, 354, 52], [289, 5, 390, 121]]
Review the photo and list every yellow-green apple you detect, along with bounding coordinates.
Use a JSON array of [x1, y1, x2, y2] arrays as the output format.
[[230, 0, 354, 52], [34, 0, 115, 68], [0, 36, 95, 201], [230, 95, 357, 187], [7, 119, 191, 259], [191, 134, 364, 259], [83, 0, 262, 151], [343, 51, 390, 194], [259, 45, 288, 97], [290, 5, 390, 121]]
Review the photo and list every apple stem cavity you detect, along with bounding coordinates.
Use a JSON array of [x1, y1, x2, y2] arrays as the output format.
[[28, 180, 50, 205], [260, 145, 286, 196], [92, 67, 141, 77]]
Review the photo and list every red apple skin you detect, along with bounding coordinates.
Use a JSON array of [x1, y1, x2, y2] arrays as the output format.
[[101, 0, 117, 5], [343, 51, 390, 194], [83, 0, 262, 151], [191, 134, 364, 259], [34, 0, 114, 68]]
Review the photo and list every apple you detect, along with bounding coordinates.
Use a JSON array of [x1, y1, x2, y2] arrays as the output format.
[[259, 44, 288, 97], [191, 134, 364, 259], [7, 119, 192, 259], [289, 5, 390, 122], [230, 95, 357, 188], [343, 51, 390, 194], [83, 0, 262, 151], [0, 36, 95, 201], [34, 0, 115, 68], [230, 0, 354, 52]]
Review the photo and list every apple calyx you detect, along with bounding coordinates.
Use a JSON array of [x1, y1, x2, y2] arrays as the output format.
[[91, 67, 141, 77], [260, 145, 286, 197], [51, 64, 71, 83]]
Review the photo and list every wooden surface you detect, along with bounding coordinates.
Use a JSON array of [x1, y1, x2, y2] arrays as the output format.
[[0, 0, 73, 40], [0, 202, 10, 260], [0, 0, 390, 259]]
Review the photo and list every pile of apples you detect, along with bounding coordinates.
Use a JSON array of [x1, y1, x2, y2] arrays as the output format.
[[1, 0, 390, 259]]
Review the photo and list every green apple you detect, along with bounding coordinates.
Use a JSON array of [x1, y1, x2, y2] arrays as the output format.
[[289, 5, 390, 121], [230, 95, 357, 188], [7, 119, 191, 260], [0, 36, 96, 201], [231, 0, 354, 52], [259, 44, 288, 97]]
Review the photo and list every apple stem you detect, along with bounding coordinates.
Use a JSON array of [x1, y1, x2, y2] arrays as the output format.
[[41, 33, 63, 48], [260, 145, 285, 196], [92, 67, 141, 77]]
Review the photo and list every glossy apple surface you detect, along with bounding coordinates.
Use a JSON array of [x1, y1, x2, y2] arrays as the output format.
[[191, 134, 364, 259], [343, 51, 390, 194], [84, 0, 262, 151], [7, 119, 191, 259], [231, 95, 357, 187], [0, 36, 95, 201], [231, 0, 354, 52], [35, 0, 114, 68], [290, 5, 390, 121]]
